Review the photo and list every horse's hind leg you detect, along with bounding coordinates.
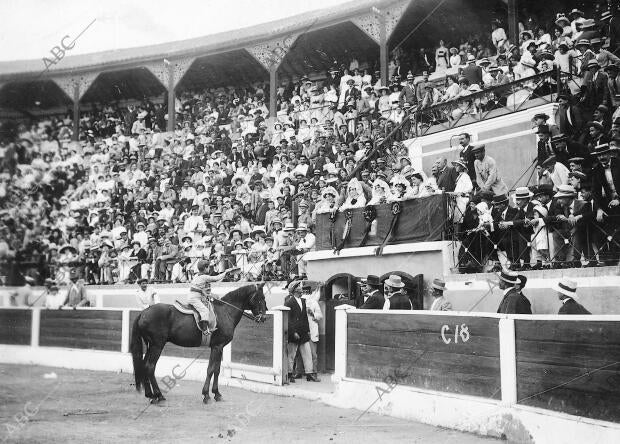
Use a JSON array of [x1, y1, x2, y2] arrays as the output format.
[[202, 348, 216, 404], [142, 342, 154, 399], [211, 345, 224, 401], [145, 343, 165, 404]]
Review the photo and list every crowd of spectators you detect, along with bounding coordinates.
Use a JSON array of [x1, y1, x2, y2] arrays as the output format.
[[1, 2, 620, 285]]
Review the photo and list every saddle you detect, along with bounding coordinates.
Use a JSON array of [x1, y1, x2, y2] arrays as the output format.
[[173, 301, 214, 342]]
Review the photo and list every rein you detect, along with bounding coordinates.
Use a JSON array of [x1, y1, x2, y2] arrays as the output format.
[[214, 284, 261, 321]]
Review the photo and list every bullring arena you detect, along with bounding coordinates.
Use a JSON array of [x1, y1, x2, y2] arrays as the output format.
[[2, 0, 620, 443]]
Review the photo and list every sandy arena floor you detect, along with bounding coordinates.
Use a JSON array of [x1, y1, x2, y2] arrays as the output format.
[[0, 364, 502, 443]]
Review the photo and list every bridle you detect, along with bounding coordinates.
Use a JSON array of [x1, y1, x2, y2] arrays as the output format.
[[213, 284, 265, 322]]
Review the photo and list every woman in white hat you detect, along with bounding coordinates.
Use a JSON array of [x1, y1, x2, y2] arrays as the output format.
[[314, 186, 340, 215], [339, 178, 367, 211], [554, 278, 590, 314], [368, 178, 394, 205]]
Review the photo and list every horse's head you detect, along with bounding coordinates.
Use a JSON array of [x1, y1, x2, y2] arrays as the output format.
[[248, 283, 267, 322]]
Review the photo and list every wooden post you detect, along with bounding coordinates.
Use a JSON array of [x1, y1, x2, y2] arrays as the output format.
[[167, 63, 175, 132], [269, 65, 277, 120], [72, 83, 79, 141], [507, 0, 519, 47], [379, 13, 389, 86], [271, 305, 290, 385], [31, 308, 40, 347], [333, 304, 355, 382], [499, 317, 517, 405], [121, 309, 130, 353]]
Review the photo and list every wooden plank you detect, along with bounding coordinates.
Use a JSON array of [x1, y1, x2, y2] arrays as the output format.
[[347, 344, 501, 399], [163, 343, 208, 360], [40, 335, 121, 351], [516, 320, 620, 345], [39, 310, 122, 351], [515, 319, 620, 423], [40, 310, 122, 321], [0, 310, 31, 345], [346, 313, 501, 398], [231, 315, 273, 367]]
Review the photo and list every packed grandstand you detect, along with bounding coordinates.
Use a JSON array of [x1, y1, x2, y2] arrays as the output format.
[[0, 0, 619, 286]]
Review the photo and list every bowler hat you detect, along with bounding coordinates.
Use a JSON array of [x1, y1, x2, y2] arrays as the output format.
[[361, 275, 382, 287]]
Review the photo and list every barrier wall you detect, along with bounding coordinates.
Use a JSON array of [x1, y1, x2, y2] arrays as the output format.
[[332, 306, 620, 442], [0, 306, 289, 386], [0, 282, 288, 310]]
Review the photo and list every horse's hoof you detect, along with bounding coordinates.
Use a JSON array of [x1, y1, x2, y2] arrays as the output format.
[[203, 396, 210, 404], [158, 395, 166, 402], [150, 398, 160, 405], [214, 394, 223, 402]]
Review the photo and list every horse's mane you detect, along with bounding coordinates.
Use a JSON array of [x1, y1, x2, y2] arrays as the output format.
[[221, 284, 258, 303]]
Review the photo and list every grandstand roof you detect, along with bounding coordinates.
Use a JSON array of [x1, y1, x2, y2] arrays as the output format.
[[0, 0, 401, 80]]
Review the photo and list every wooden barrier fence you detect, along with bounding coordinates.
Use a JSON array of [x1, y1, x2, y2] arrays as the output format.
[[334, 306, 620, 425], [0, 306, 289, 386]]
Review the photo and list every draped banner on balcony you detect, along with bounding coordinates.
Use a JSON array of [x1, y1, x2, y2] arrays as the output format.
[[315, 194, 447, 251]]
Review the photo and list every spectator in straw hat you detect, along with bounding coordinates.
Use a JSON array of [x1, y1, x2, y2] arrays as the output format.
[[496, 268, 532, 314], [554, 278, 591, 314], [429, 278, 452, 311]]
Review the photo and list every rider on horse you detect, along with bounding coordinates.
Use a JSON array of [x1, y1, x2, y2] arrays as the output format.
[[188, 260, 235, 334]]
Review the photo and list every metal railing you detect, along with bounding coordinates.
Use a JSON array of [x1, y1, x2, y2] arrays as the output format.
[[0, 249, 310, 286], [450, 211, 620, 273], [349, 68, 580, 179]]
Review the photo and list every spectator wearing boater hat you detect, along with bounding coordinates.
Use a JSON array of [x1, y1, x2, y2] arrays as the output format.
[[554, 278, 590, 314], [549, 184, 592, 266], [496, 268, 532, 314], [429, 278, 452, 311]]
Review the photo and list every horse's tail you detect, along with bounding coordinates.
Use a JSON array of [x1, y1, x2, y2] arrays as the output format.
[[130, 312, 144, 392]]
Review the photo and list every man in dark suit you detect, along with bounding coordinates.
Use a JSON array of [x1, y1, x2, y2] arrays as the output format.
[[555, 93, 584, 139], [399, 73, 417, 107], [435, 157, 458, 192], [462, 55, 483, 86], [357, 274, 384, 308], [590, 143, 620, 264], [492, 194, 521, 268], [555, 278, 591, 314], [497, 269, 532, 314], [284, 281, 319, 382], [547, 185, 593, 266], [458, 133, 477, 188]]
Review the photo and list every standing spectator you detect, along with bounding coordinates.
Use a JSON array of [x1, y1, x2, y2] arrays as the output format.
[[302, 283, 322, 377], [496, 269, 532, 314], [435, 157, 458, 192], [135, 278, 159, 309], [462, 55, 483, 87], [491, 20, 508, 53], [429, 278, 452, 311], [285, 281, 319, 383], [473, 145, 508, 195], [554, 278, 591, 314], [62, 269, 89, 308]]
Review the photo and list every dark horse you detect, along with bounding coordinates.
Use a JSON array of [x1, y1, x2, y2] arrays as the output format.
[[131, 283, 267, 404], [359, 292, 413, 309]]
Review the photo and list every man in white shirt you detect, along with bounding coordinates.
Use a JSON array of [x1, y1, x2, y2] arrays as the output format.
[[133, 222, 149, 249], [539, 155, 569, 190], [179, 180, 197, 202], [294, 224, 315, 276], [135, 278, 159, 309]]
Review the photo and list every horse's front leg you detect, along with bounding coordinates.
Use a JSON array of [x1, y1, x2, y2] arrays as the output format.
[[211, 345, 224, 401], [202, 348, 215, 404]]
